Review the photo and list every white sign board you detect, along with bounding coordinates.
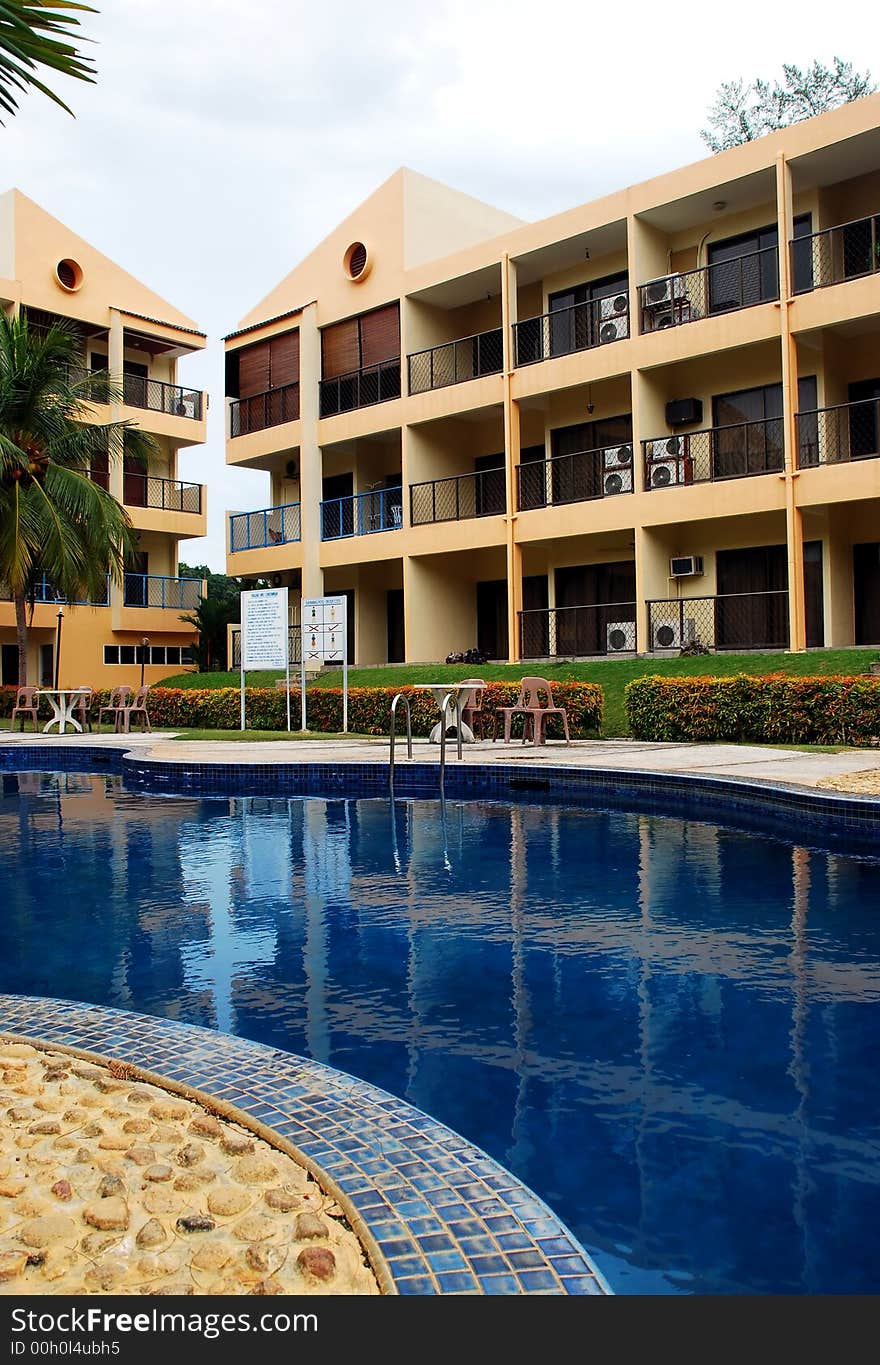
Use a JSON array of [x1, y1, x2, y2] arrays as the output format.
[[300, 595, 348, 732], [239, 587, 290, 731]]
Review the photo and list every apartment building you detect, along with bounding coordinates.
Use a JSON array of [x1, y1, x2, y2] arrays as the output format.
[[0, 191, 208, 688], [224, 97, 880, 667]]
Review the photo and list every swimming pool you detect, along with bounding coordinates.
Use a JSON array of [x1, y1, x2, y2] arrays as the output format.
[[1, 767, 879, 1294]]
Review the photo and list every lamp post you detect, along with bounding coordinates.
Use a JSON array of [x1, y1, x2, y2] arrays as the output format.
[[53, 606, 64, 689], [139, 636, 150, 687]]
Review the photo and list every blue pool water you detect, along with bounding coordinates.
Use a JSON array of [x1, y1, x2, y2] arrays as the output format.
[[1, 769, 879, 1295]]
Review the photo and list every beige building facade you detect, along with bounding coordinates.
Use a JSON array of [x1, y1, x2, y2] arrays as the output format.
[[0, 191, 207, 689], [224, 99, 880, 667]]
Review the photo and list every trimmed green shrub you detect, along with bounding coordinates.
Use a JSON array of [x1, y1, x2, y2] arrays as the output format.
[[625, 674, 880, 746]]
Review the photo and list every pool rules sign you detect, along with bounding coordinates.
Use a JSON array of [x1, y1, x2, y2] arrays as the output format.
[[239, 586, 291, 731], [301, 594, 348, 733]]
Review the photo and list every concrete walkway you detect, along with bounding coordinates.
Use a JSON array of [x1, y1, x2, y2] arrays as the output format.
[[3, 728, 880, 794]]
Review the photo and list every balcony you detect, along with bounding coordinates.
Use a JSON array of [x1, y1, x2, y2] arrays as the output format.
[[517, 443, 634, 510], [647, 591, 789, 652], [638, 247, 778, 333], [1, 572, 109, 607], [642, 418, 784, 490], [123, 574, 202, 610], [520, 602, 637, 659], [123, 374, 203, 420], [123, 473, 203, 514], [319, 359, 401, 418], [796, 399, 880, 468], [320, 487, 402, 541], [792, 214, 880, 293], [407, 327, 503, 394], [229, 502, 302, 552], [513, 295, 629, 366], [409, 467, 506, 525], [230, 383, 299, 437]]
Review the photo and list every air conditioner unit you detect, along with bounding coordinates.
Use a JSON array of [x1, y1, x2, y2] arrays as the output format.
[[603, 444, 633, 469], [669, 555, 704, 578], [598, 314, 629, 343], [652, 618, 697, 650], [598, 293, 629, 343], [600, 292, 629, 318], [603, 444, 633, 495], [643, 273, 687, 308], [607, 621, 636, 653], [646, 435, 687, 488], [648, 436, 684, 460]]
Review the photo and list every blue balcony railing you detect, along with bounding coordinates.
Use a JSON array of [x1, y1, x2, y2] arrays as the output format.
[[123, 574, 202, 609], [229, 502, 302, 552], [320, 486, 403, 540], [0, 572, 111, 607]]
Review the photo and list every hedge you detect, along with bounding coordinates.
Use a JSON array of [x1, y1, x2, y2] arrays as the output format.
[[1, 681, 603, 738], [625, 674, 880, 746]]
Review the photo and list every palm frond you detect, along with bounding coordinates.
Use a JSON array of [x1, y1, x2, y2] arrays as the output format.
[[0, 2, 97, 120]]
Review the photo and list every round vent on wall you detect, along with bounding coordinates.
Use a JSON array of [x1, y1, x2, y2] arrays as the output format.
[[344, 241, 370, 282], [55, 258, 83, 292]]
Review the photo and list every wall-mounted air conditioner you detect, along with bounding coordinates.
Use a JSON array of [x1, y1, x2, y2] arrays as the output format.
[[607, 621, 636, 653], [669, 555, 704, 578], [643, 274, 687, 308], [646, 435, 688, 487], [652, 618, 697, 650], [603, 444, 633, 495], [598, 293, 629, 343]]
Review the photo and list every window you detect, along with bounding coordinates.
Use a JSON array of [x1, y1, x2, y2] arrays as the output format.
[[708, 225, 779, 312], [225, 330, 300, 400], [120, 646, 136, 665], [712, 378, 816, 478], [103, 646, 120, 664], [548, 272, 629, 357], [319, 304, 401, 415], [550, 413, 633, 503]]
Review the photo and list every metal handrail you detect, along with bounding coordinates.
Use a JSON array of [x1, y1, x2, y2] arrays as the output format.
[[438, 690, 463, 795], [389, 692, 413, 790]]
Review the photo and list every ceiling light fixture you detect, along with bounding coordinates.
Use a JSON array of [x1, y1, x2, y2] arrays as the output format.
[[712, 200, 727, 211]]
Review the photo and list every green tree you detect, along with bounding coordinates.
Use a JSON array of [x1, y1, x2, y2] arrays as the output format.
[[0, 2, 97, 121], [701, 58, 875, 152], [0, 311, 155, 684], [178, 565, 260, 672]]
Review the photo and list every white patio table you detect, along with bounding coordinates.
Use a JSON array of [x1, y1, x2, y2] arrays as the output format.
[[35, 688, 91, 735], [411, 681, 486, 743]]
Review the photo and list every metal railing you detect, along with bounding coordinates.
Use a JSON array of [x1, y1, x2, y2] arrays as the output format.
[[320, 487, 403, 540], [638, 247, 779, 333], [389, 692, 413, 790], [647, 591, 789, 652], [123, 374, 203, 420], [229, 502, 302, 551], [791, 214, 880, 293], [231, 625, 301, 668], [319, 359, 401, 417], [122, 472, 202, 514], [122, 574, 202, 610], [410, 467, 506, 524], [1, 572, 110, 607], [513, 294, 629, 366], [642, 417, 785, 489], [520, 602, 637, 659], [796, 399, 880, 467], [407, 327, 503, 393], [230, 383, 300, 437], [517, 443, 634, 510]]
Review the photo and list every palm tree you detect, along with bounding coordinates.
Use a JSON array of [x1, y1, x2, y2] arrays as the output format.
[[0, 2, 97, 121], [0, 310, 156, 684]]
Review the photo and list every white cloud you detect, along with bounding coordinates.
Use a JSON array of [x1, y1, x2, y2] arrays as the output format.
[[2, 0, 876, 566]]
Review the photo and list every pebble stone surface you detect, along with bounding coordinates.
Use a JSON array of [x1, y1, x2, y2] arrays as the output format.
[[0, 1042, 380, 1296]]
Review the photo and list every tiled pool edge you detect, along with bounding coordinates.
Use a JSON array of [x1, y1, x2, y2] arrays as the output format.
[[0, 996, 609, 1297]]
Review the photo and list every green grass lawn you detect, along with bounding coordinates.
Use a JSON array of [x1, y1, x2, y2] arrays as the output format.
[[162, 648, 878, 739]]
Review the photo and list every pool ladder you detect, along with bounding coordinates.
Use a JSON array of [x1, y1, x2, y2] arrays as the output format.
[[390, 691, 462, 794]]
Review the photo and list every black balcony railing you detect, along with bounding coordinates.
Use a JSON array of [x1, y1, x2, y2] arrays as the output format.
[[231, 625, 301, 668], [791, 214, 880, 293], [517, 443, 634, 510], [319, 359, 401, 417], [648, 591, 789, 653], [796, 399, 880, 467], [407, 327, 503, 393], [122, 473, 202, 514], [229, 502, 302, 552], [520, 602, 637, 659], [513, 294, 629, 366], [123, 374, 203, 420], [642, 418, 785, 489], [409, 467, 506, 525], [123, 574, 202, 610], [230, 384, 299, 437], [638, 247, 779, 333]]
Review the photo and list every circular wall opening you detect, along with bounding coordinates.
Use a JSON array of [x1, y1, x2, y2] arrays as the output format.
[[55, 259, 84, 292], [344, 241, 370, 281]]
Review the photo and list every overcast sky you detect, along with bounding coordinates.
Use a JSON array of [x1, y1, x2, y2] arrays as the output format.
[[2, 0, 875, 569]]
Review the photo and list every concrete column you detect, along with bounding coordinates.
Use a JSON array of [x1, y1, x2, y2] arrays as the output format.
[[298, 301, 323, 603], [777, 153, 806, 653]]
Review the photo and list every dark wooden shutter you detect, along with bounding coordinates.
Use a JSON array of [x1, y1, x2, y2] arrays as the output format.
[[269, 330, 299, 388], [321, 319, 360, 379], [359, 304, 400, 367], [238, 340, 271, 398]]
